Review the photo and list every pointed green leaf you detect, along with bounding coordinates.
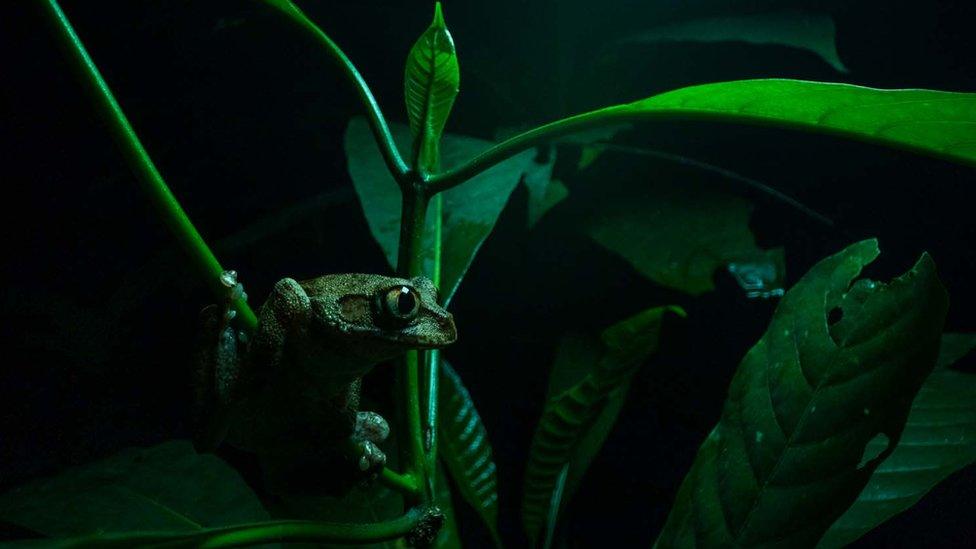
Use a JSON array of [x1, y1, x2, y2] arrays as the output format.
[[523, 306, 685, 544], [404, 2, 460, 170], [618, 10, 848, 72], [0, 441, 270, 539], [655, 240, 949, 547], [345, 117, 553, 303], [438, 361, 501, 546], [818, 333, 976, 548], [440, 80, 976, 187]]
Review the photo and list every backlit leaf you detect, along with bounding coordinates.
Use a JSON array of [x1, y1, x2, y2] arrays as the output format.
[[404, 2, 460, 171], [617, 11, 848, 73]]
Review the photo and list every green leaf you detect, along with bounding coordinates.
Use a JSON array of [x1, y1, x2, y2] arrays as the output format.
[[654, 240, 949, 548], [436, 80, 976, 187], [438, 361, 501, 546], [520, 147, 559, 227], [818, 333, 976, 548], [522, 306, 685, 544], [583, 174, 783, 296], [404, 2, 460, 171], [617, 10, 848, 73], [0, 441, 270, 539], [345, 117, 552, 303]]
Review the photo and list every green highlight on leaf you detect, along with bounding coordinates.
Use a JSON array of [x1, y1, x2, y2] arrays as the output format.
[[818, 333, 976, 548], [655, 239, 949, 547], [617, 10, 849, 73], [438, 361, 502, 546], [522, 305, 685, 544], [405, 1, 460, 171]]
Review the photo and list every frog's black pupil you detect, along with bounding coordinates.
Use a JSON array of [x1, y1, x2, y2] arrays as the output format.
[[396, 288, 416, 316]]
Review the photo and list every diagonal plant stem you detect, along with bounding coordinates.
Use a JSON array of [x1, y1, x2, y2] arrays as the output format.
[[42, 0, 417, 501], [261, 0, 410, 184], [41, 0, 258, 331]]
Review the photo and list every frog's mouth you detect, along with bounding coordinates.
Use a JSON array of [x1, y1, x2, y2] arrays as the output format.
[[395, 310, 457, 349]]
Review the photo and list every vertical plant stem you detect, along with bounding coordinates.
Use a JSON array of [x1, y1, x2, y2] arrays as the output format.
[[423, 193, 444, 495], [396, 184, 432, 503], [41, 0, 257, 331]]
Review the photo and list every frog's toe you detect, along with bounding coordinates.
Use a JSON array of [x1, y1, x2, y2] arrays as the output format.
[[354, 411, 390, 443], [357, 440, 387, 473]]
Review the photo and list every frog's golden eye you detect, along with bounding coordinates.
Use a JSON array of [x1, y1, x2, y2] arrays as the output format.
[[382, 286, 420, 322]]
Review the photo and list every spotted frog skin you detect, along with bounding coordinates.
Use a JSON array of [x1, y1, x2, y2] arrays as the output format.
[[194, 273, 456, 495]]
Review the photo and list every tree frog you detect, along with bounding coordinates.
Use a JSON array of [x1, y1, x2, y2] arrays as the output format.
[[193, 272, 456, 495]]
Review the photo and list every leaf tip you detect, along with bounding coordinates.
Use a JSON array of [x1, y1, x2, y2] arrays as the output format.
[[432, 2, 446, 29]]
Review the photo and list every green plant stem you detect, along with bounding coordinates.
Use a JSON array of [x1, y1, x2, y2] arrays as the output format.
[[426, 105, 634, 194], [395, 184, 433, 503], [56, 508, 427, 548], [41, 0, 257, 331], [380, 468, 421, 496], [261, 0, 409, 184], [423, 193, 444, 495]]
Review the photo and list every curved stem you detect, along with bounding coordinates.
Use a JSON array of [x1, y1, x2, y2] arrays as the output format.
[[57, 508, 427, 548], [42, 0, 258, 331], [262, 0, 409, 184], [426, 106, 633, 193]]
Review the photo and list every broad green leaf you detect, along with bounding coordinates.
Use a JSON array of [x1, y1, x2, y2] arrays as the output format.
[[583, 175, 783, 296], [345, 117, 553, 303], [818, 333, 976, 548], [443, 80, 976, 186], [0, 441, 270, 539], [438, 361, 501, 546], [622, 80, 976, 166], [523, 306, 685, 544], [617, 11, 848, 73], [404, 2, 460, 171], [654, 240, 949, 548]]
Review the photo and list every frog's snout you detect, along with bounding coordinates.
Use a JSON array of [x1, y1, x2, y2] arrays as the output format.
[[410, 306, 457, 349]]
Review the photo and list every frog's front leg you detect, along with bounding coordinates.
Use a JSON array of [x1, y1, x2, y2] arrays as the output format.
[[192, 272, 247, 453]]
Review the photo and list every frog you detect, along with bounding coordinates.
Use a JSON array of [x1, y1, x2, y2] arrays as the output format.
[[193, 271, 457, 495]]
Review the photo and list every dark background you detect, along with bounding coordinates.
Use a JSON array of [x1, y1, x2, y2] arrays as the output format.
[[3, 0, 976, 546]]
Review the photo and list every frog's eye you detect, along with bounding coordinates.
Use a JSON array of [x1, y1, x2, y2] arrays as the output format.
[[382, 286, 420, 323]]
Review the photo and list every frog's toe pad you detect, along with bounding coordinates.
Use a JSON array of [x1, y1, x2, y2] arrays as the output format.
[[357, 441, 387, 472], [354, 411, 390, 443]]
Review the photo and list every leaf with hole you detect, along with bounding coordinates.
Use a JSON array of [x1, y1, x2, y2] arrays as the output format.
[[522, 305, 684, 544], [818, 333, 976, 548], [438, 360, 501, 546], [654, 239, 948, 547]]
